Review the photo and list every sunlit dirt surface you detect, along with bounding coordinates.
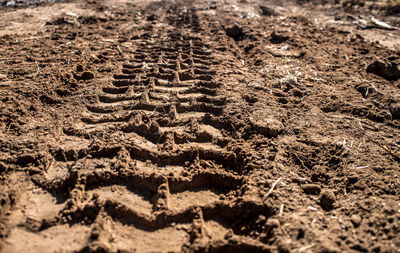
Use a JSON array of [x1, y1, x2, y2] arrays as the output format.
[[0, 0, 399, 252]]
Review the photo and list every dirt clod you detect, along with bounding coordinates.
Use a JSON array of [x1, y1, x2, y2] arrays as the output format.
[[270, 31, 289, 44], [74, 71, 94, 81], [301, 184, 321, 195], [225, 25, 244, 40], [249, 115, 284, 137], [260, 5, 276, 16], [389, 103, 400, 118], [366, 58, 400, 80], [80, 71, 94, 80], [350, 214, 362, 227], [320, 190, 336, 211]]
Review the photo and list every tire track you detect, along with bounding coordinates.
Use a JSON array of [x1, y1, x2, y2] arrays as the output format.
[[30, 5, 275, 252]]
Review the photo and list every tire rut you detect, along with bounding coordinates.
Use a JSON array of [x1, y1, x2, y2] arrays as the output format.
[[28, 5, 275, 253]]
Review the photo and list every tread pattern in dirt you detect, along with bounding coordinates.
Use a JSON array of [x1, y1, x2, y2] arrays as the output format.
[[30, 8, 274, 252]]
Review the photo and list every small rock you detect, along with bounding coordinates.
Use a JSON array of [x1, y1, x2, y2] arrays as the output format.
[[301, 184, 321, 195], [320, 190, 336, 211], [250, 115, 284, 137], [80, 71, 94, 80], [350, 214, 362, 227], [366, 58, 400, 80], [225, 25, 244, 40]]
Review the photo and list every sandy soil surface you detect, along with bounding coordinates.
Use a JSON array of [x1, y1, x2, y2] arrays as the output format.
[[0, 0, 399, 252]]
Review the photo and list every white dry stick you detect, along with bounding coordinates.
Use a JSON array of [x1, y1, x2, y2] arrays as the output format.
[[263, 177, 282, 201], [65, 11, 79, 18], [117, 45, 123, 55], [370, 83, 379, 92], [35, 61, 40, 75], [122, 44, 133, 50], [44, 157, 54, 172], [279, 204, 284, 216], [370, 17, 396, 30], [299, 244, 315, 252]]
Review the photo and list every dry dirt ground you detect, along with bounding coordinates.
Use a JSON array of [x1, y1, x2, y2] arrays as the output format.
[[0, 0, 399, 252]]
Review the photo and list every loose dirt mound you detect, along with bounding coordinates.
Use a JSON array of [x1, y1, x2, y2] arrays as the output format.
[[0, 0, 399, 252]]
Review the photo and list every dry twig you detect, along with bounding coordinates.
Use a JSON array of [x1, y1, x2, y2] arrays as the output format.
[[263, 177, 282, 201]]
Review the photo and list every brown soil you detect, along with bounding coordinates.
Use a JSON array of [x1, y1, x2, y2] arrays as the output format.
[[0, 0, 399, 252]]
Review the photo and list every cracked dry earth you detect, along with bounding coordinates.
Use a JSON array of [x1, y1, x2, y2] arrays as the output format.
[[0, 0, 400, 252]]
